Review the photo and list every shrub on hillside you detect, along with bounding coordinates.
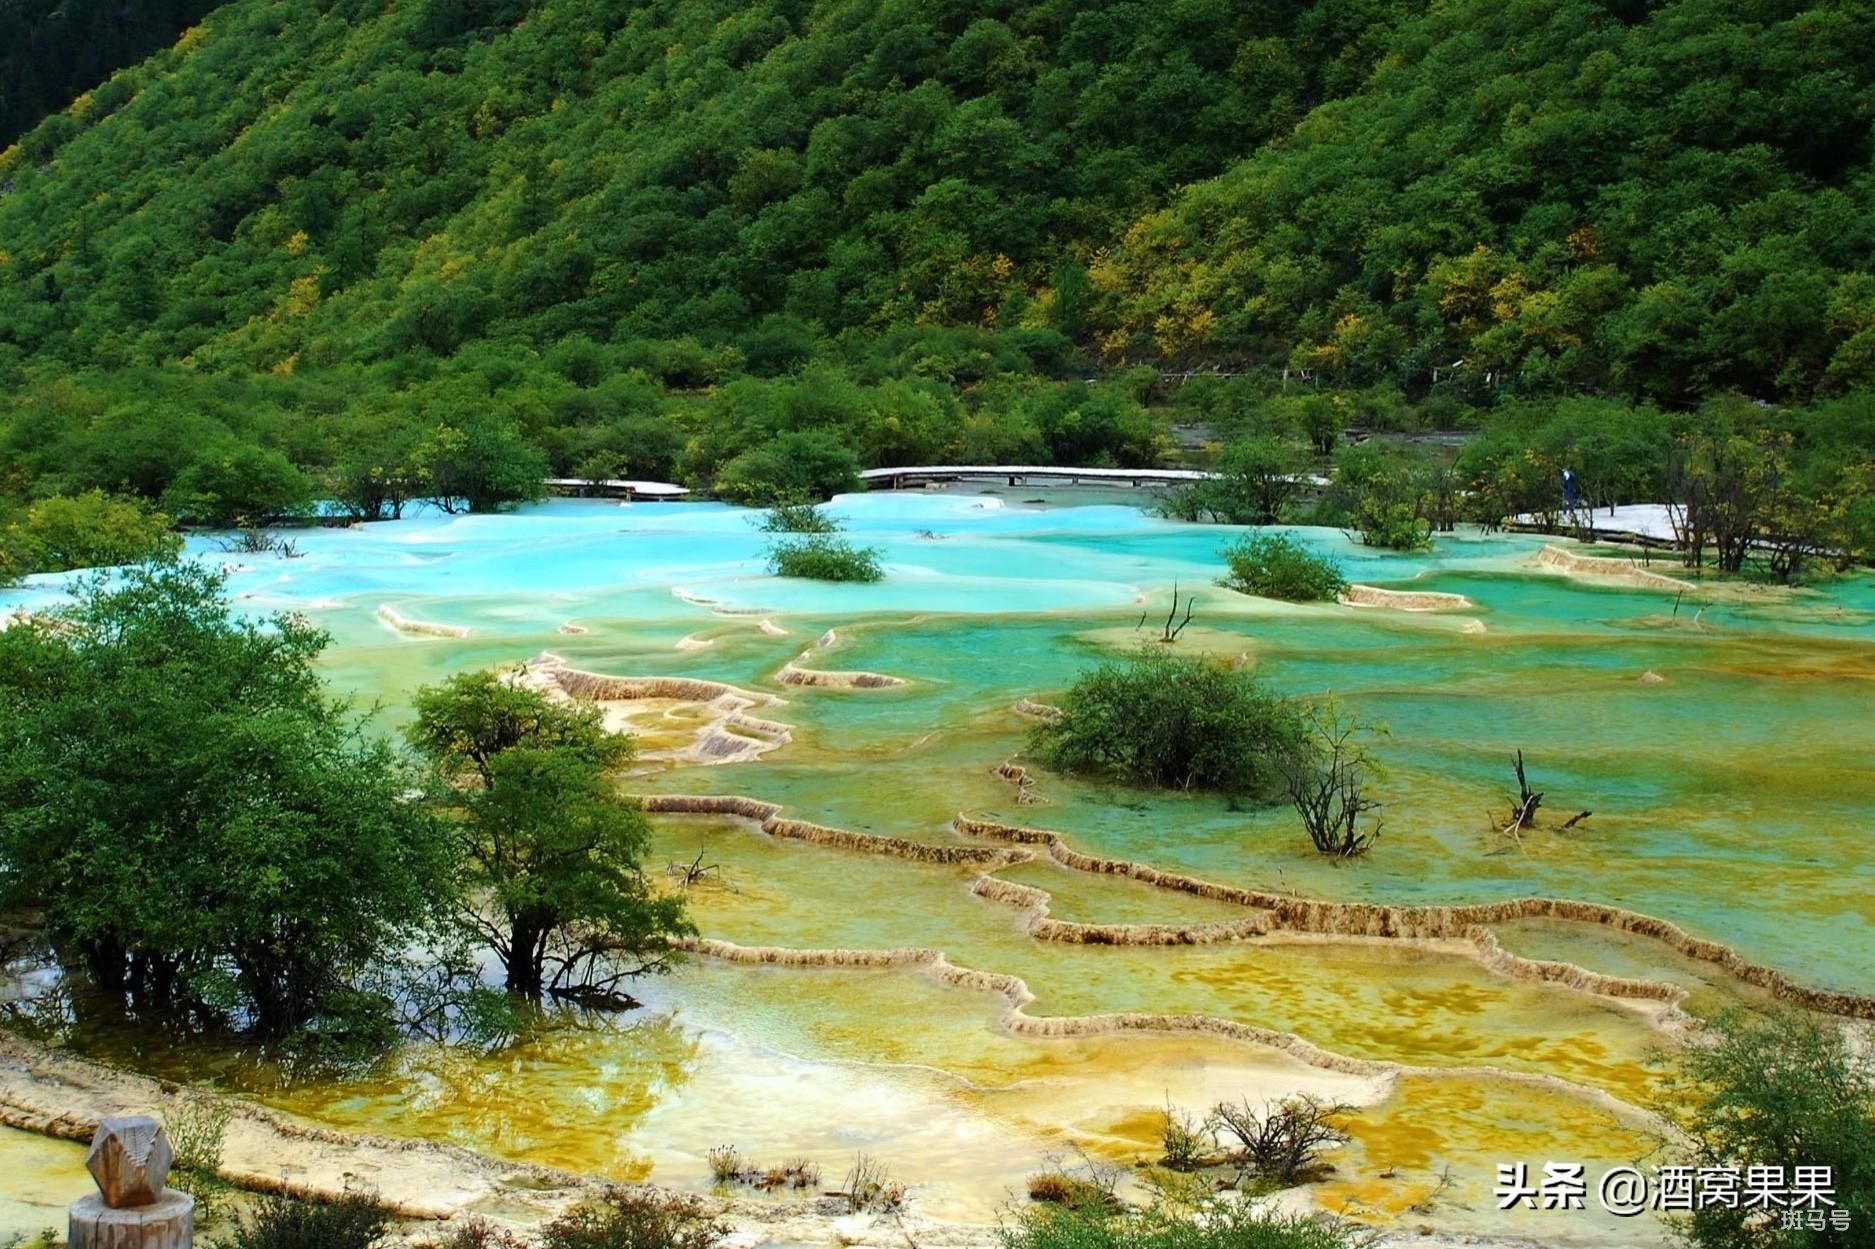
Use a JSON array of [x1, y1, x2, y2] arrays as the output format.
[[1217, 533, 1348, 602], [1030, 649, 1306, 795]]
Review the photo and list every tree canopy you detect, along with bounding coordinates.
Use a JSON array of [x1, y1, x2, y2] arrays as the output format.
[[0, 0, 1870, 555], [407, 670, 691, 1002], [0, 562, 451, 1040]]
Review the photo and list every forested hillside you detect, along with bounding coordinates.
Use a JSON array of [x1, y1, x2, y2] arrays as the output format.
[[1, 0, 1873, 567], [0, 0, 222, 146]]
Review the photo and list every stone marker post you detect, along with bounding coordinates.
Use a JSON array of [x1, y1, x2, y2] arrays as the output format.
[[69, 1116, 195, 1249]]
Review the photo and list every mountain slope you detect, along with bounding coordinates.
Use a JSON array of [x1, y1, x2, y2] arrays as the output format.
[[0, 0, 1406, 379], [0, 0, 222, 146], [1092, 0, 1875, 403]]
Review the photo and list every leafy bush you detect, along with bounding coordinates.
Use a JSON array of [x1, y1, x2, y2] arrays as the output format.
[[224, 1190, 392, 1249], [1659, 1010, 1875, 1248], [1001, 1192, 1371, 1249], [712, 431, 861, 506], [0, 490, 181, 583], [1217, 534, 1348, 602], [1351, 499, 1430, 551], [536, 1194, 727, 1249], [164, 1098, 235, 1219], [766, 534, 884, 582], [1031, 649, 1307, 795], [756, 503, 838, 533]]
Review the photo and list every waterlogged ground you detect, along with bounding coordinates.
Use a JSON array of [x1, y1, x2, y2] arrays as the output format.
[[5, 491, 1873, 1244]]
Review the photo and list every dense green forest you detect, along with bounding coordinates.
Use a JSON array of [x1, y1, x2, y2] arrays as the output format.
[[0, 0, 1873, 576]]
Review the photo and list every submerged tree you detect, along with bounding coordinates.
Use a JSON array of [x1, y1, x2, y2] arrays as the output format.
[[1281, 704, 1381, 857], [765, 533, 884, 582], [1032, 648, 1306, 796], [1217, 533, 1348, 603], [0, 563, 451, 1039], [407, 671, 690, 1002]]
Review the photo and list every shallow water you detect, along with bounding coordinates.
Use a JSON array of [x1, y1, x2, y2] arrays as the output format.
[[0, 1127, 87, 1236], [6, 492, 1871, 1241]]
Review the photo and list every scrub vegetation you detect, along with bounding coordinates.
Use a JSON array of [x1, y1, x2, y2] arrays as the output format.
[[224, 1190, 394, 1249], [1659, 1010, 1875, 1249], [767, 533, 885, 582], [1031, 649, 1307, 796], [1002, 1193, 1372, 1249], [1216, 533, 1348, 603]]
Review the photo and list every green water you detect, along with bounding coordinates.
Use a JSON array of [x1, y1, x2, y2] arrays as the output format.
[[6, 492, 1870, 1240]]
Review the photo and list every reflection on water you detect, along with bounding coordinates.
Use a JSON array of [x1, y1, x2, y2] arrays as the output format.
[[5, 492, 1870, 1242]]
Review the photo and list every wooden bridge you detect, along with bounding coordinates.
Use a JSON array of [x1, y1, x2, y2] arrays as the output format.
[[545, 477, 692, 500], [857, 465, 1220, 490]]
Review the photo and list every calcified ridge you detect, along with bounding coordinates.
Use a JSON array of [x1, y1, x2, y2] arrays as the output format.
[[677, 936, 1673, 1136], [954, 812, 1875, 1020], [1339, 584, 1474, 611], [992, 760, 1043, 804], [376, 603, 471, 638], [670, 586, 767, 616], [1536, 544, 1690, 590], [775, 627, 908, 688], [638, 794, 1875, 1025], [518, 654, 793, 765], [1011, 697, 1065, 723]]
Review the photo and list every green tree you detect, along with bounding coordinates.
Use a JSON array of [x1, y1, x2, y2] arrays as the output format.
[[1659, 1010, 1874, 1249], [162, 440, 315, 528], [711, 429, 862, 506], [0, 490, 181, 582], [0, 563, 450, 1039], [1032, 648, 1307, 795], [416, 420, 548, 514], [1163, 437, 1304, 524], [1217, 533, 1347, 602], [407, 671, 689, 1001], [1332, 443, 1431, 550]]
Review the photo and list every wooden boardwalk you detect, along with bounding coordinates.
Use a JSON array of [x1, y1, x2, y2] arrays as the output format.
[[858, 464, 1218, 489], [545, 477, 691, 499]]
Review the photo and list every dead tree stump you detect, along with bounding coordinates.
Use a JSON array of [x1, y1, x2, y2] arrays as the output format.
[[70, 1117, 194, 1249]]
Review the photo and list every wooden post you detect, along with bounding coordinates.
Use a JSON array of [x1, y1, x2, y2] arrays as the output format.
[[70, 1117, 194, 1249]]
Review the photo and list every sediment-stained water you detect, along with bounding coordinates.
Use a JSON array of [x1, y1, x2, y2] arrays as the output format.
[[5, 490, 1871, 1243]]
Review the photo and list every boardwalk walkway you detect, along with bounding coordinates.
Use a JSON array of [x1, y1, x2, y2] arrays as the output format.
[[858, 464, 1218, 489]]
